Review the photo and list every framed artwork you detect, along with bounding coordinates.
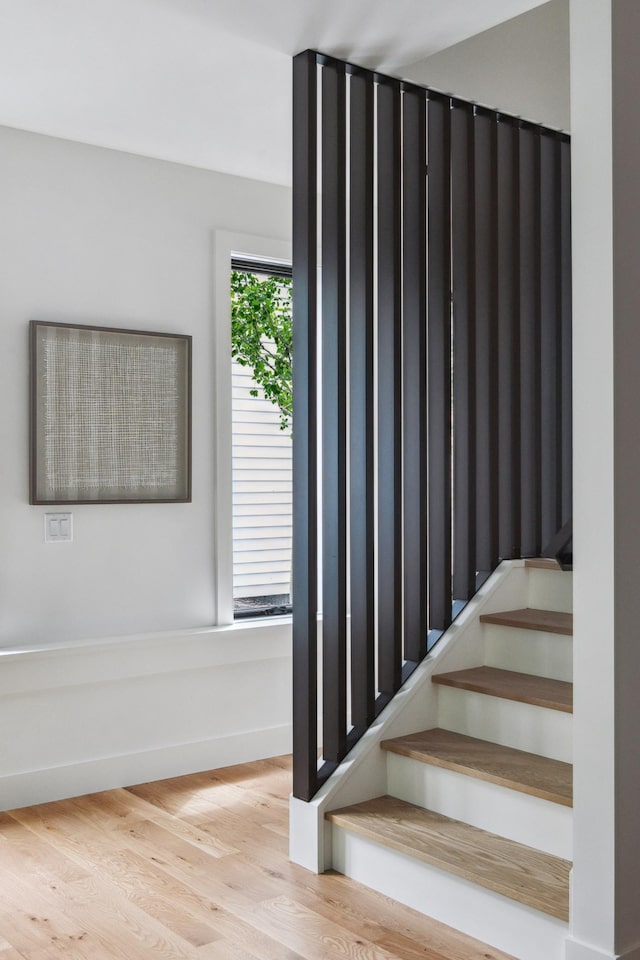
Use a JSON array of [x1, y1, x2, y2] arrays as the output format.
[[30, 321, 192, 504]]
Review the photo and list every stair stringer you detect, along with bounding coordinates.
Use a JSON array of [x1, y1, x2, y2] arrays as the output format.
[[289, 559, 530, 874]]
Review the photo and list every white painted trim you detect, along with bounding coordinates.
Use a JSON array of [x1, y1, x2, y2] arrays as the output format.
[[527, 568, 573, 613], [213, 229, 292, 625], [483, 623, 572, 682], [565, 938, 640, 960], [290, 795, 327, 874], [0, 618, 292, 810], [0, 723, 291, 812], [0, 617, 292, 694], [437, 686, 573, 763]]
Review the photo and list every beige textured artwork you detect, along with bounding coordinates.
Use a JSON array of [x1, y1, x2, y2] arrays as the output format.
[[31, 322, 191, 503]]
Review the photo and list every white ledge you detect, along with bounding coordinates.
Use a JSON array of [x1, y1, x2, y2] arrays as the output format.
[[0, 613, 292, 661]]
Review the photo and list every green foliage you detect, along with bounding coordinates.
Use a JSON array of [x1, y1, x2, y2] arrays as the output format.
[[230, 270, 292, 431]]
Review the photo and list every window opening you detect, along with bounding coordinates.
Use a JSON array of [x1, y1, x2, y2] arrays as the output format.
[[231, 257, 293, 619]]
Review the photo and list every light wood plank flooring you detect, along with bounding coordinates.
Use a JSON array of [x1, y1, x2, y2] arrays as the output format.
[[479, 608, 573, 636], [381, 728, 573, 806], [432, 666, 573, 712], [326, 796, 571, 921], [0, 756, 516, 960]]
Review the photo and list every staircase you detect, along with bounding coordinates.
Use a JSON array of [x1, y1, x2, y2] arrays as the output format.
[[324, 559, 573, 960]]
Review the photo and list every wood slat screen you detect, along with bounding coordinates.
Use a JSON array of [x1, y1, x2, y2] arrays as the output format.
[[292, 51, 572, 802]]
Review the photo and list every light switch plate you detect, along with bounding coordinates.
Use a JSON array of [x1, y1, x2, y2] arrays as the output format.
[[45, 512, 73, 543]]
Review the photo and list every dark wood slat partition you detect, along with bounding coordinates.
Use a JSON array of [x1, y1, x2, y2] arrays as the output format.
[[427, 94, 453, 632], [291, 50, 319, 802], [497, 118, 521, 561], [292, 50, 572, 802], [349, 71, 376, 731], [519, 125, 542, 558], [451, 103, 476, 603], [560, 139, 573, 526], [474, 111, 500, 575], [402, 87, 428, 663], [376, 79, 403, 695], [540, 132, 562, 549], [321, 62, 348, 762]]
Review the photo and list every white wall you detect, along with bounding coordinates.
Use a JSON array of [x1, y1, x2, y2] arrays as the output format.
[[0, 124, 290, 644], [569, 2, 640, 959], [0, 124, 293, 808], [403, 0, 569, 131], [568, 3, 615, 956]]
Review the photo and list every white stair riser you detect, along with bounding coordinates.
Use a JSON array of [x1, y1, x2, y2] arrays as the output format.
[[484, 625, 573, 682], [386, 752, 572, 859], [331, 825, 569, 960], [437, 686, 572, 763], [527, 569, 573, 613]]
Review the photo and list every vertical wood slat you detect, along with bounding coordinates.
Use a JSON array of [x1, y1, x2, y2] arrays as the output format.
[[474, 111, 500, 574], [292, 50, 318, 801], [321, 62, 347, 762], [539, 133, 562, 548], [497, 118, 521, 560], [427, 95, 453, 630], [560, 139, 572, 526], [349, 71, 376, 730], [451, 103, 476, 602], [518, 124, 542, 557], [402, 87, 428, 662], [376, 79, 403, 693]]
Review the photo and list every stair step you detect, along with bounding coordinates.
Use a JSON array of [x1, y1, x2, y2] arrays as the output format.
[[525, 558, 562, 571], [480, 608, 573, 635], [381, 728, 572, 806], [433, 666, 573, 713], [326, 795, 571, 921]]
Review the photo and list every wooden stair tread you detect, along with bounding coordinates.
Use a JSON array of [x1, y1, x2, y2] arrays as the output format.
[[480, 608, 573, 635], [326, 796, 571, 921], [381, 728, 572, 806], [525, 558, 563, 571], [432, 666, 573, 713]]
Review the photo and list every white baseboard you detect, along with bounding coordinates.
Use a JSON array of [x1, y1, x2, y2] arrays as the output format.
[[565, 939, 640, 960], [0, 723, 291, 811]]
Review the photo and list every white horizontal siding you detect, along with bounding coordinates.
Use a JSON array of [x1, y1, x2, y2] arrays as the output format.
[[233, 503, 291, 518], [235, 539, 291, 555], [234, 512, 291, 527], [233, 481, 292, 494], [233, 491, 291, 505], [232, 357, 292, 600]]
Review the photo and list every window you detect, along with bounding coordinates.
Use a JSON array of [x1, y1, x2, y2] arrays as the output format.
[[230, 257, 292, 619]]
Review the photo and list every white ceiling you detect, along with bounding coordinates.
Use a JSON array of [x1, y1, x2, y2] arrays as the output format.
[[0, 0, 548, 185]]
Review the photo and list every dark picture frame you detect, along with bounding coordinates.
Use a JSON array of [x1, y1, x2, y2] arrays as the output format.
[[30, 320, 192, 504]]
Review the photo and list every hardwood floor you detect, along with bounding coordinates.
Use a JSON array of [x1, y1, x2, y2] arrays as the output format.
[[433, 666, 573, 712], [326, 796, 570, 921], [0, 756, 515, 959], [381, 727, 573, 806]]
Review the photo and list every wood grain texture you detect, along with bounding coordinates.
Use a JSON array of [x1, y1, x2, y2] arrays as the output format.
[[326, 796, 571, 920], [381, 728, 573, 806], [0, 757, 516, 960], [524, 558, 562, 571], [432, 666, 573, 712], [480, 607, 573, 635]]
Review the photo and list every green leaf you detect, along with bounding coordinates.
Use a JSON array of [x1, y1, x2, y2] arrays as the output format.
[[231, 270, 293, 432]]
